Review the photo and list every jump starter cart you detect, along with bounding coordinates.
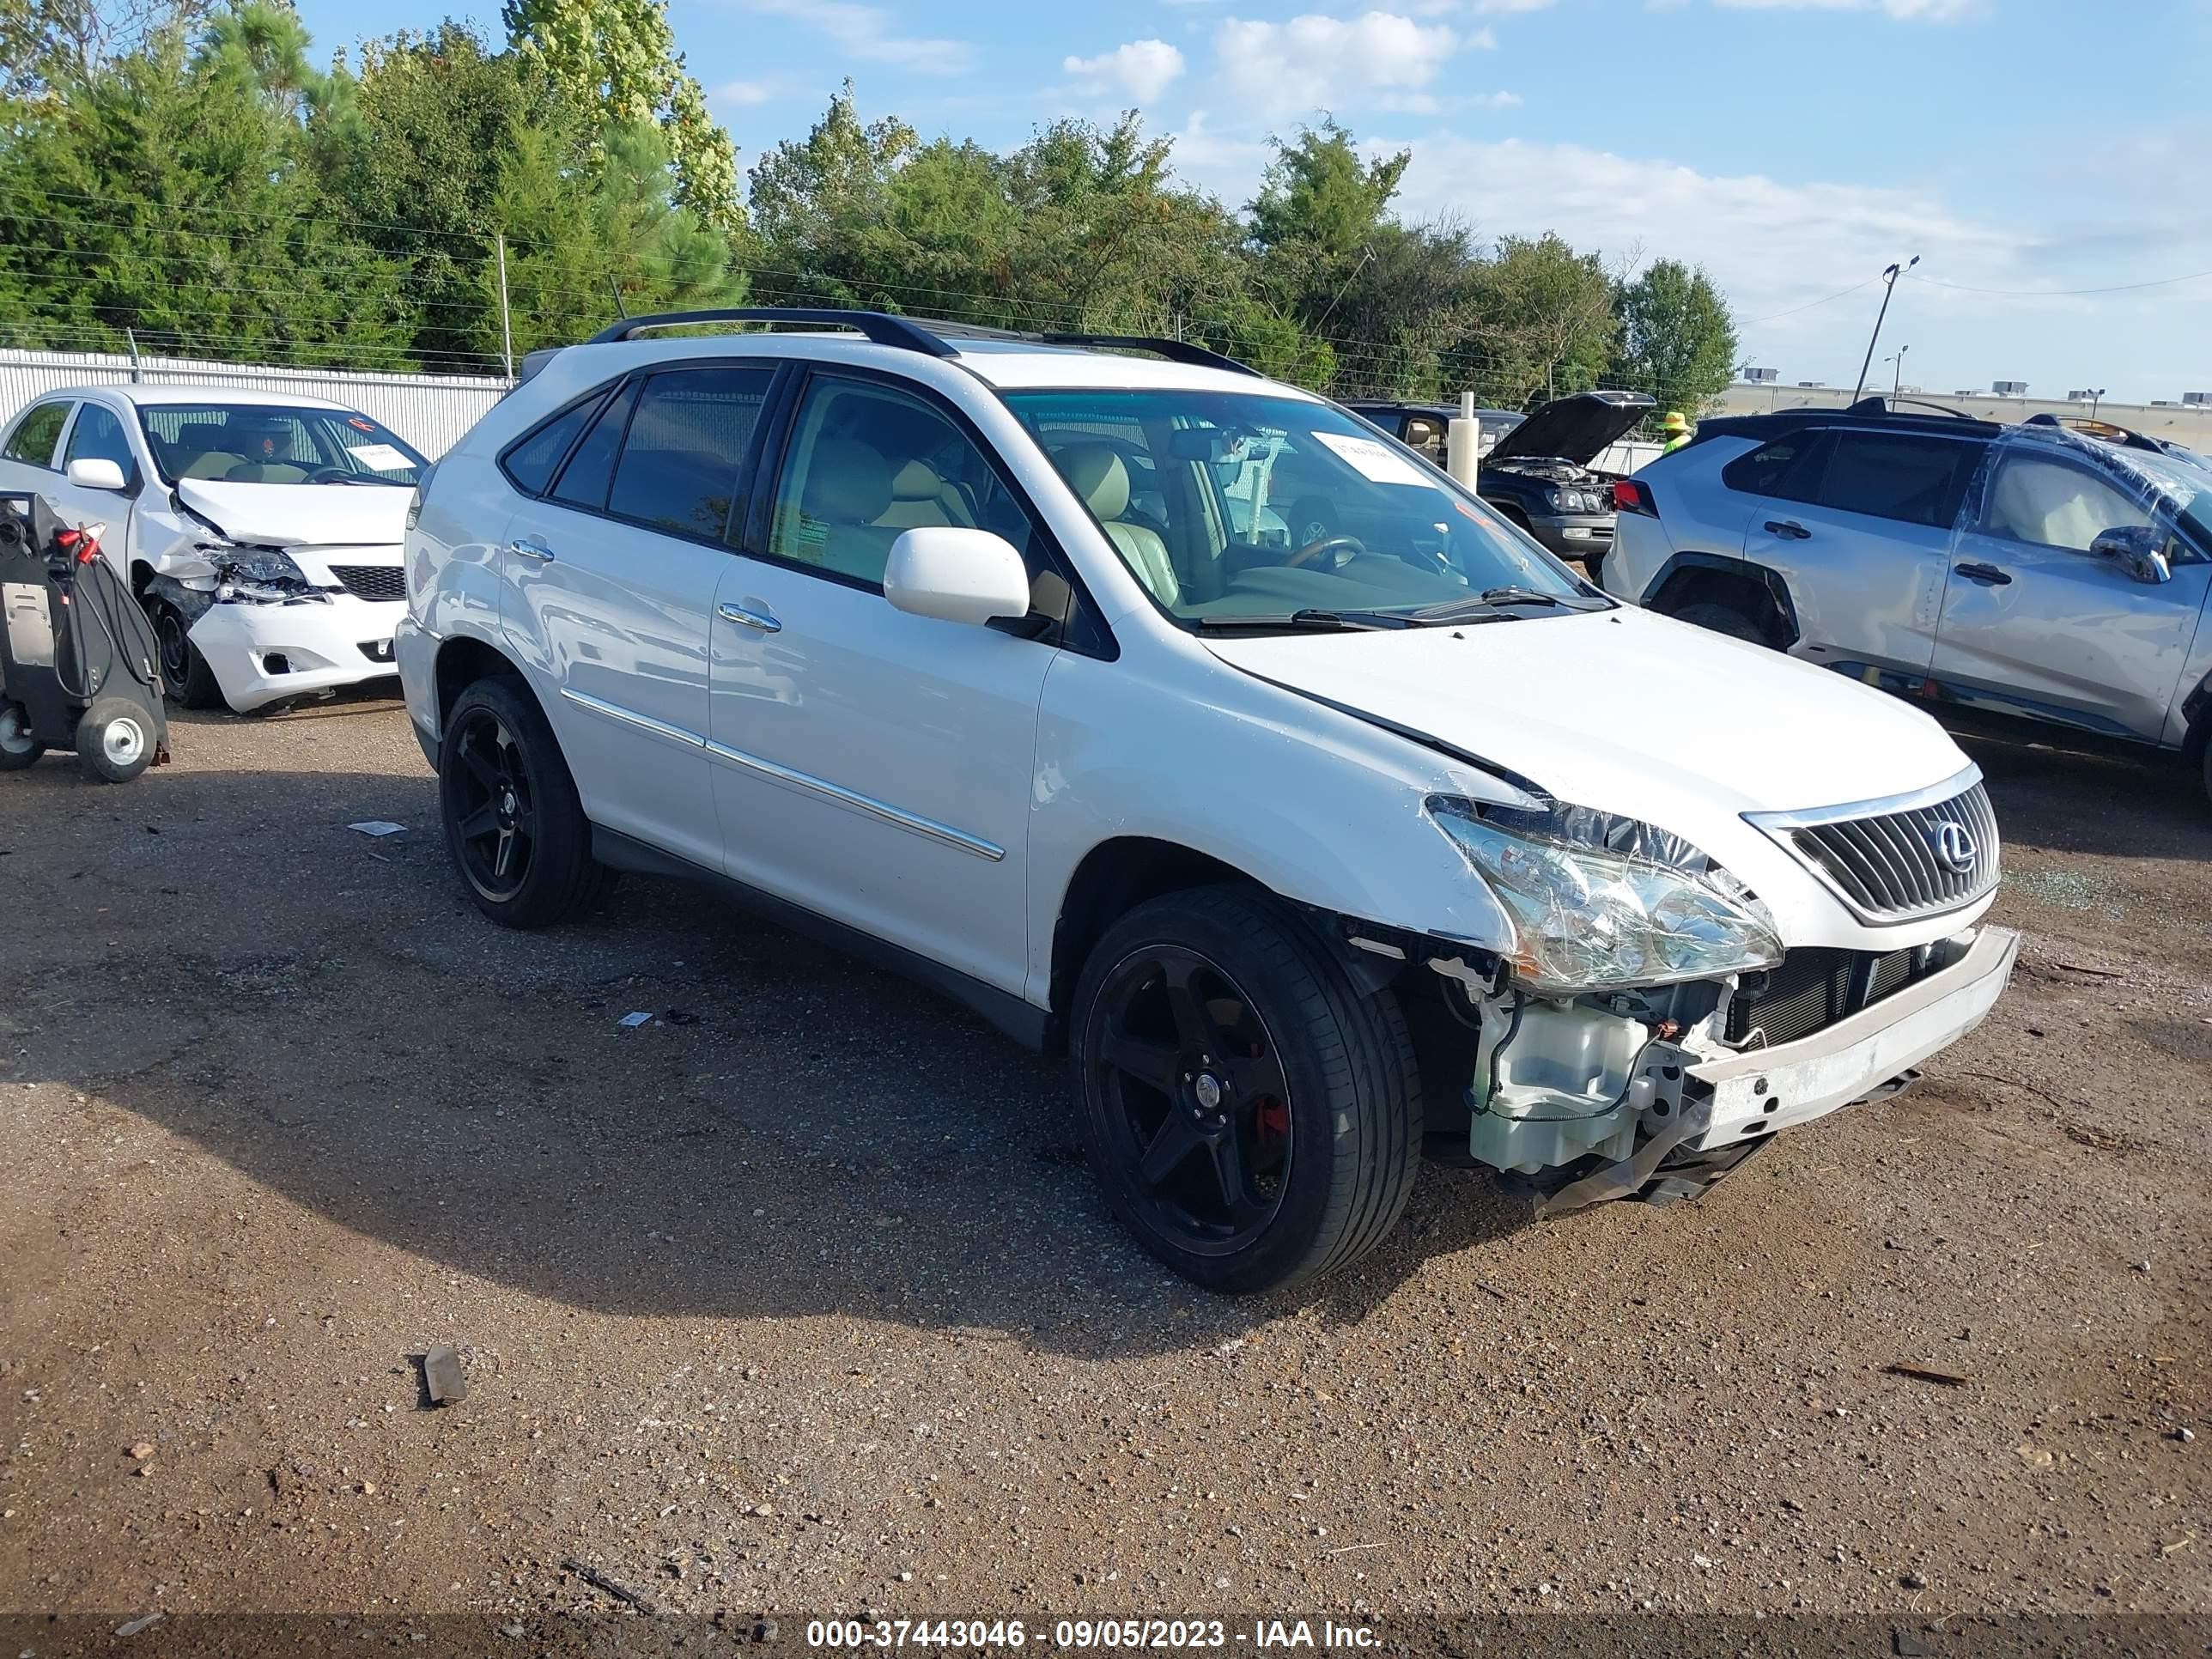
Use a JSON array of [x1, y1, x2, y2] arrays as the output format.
[[0, 490, 167, 783]]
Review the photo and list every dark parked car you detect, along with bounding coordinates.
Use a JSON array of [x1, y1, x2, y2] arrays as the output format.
[[1350, 391, 1656, 571]]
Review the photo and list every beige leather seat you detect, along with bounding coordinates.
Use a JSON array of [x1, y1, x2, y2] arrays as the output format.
[[784, 436, 899, 580], [1988, 459, 2128, 553], [1057, 445, 1177, 605], [875, 459, 975, 531]]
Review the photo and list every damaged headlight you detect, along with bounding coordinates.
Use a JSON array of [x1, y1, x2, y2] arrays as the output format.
[[1430, 798, 1783, 994], [209, 546, 324, 605]]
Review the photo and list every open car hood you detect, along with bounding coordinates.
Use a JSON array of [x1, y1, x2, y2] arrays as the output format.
[[173, 477, 409, 549], [1486, 392, 1656, 467]]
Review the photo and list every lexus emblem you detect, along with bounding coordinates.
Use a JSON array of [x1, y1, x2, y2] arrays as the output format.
[[1933, 821, 1978, 874]]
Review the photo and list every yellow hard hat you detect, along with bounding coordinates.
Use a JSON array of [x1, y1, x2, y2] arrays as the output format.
[[1661, 410, 1688, 432]]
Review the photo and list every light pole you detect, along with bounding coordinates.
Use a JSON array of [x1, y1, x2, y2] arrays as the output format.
[[2089, 387, 2106, 421], [1851, 255, 1919, 404], [1886, 345, 1911, 401]]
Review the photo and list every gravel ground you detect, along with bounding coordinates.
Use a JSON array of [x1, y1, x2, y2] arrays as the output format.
[[0, 693, 2204, 1640]]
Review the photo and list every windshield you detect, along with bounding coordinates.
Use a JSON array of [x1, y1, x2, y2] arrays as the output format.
[[136, 404, 427, 488], [1004, 389, 1592, 627]]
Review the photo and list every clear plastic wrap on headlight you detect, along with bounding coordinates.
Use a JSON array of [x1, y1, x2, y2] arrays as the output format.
[[1431, 798, 1783, 993]]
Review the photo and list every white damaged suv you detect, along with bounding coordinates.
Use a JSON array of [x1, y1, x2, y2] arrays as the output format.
[[399, 310, 2019, 1293]]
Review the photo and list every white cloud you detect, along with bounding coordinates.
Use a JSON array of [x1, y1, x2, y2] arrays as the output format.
[[1213, 13, 1473, 117], [1472, 0, 1558, 11], [1711, 0, 1978, 18], [747, 0, 974, 75], [713, 80, 780, 106], [1063, 40, 1188, 103]]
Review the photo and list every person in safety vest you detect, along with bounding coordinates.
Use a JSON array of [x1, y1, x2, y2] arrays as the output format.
[[1661, 410, 1692, 454]]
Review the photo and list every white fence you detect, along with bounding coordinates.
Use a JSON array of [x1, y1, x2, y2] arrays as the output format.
[[0, 348, 510, 459]]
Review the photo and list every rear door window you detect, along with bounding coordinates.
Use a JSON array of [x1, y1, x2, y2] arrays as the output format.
[[3, 401, 69, 468], [605, 367, 775, 542], [1814, 433, 1981, 529]]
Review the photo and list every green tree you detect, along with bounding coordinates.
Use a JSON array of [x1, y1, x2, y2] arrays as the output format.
[[495, 117, 745, 356], [746, 80, 916, 263], [1248, 118, 1407, 258], [1456, 232, 1620, 407], [0, 2, 411, 365], [1611, 258, 1738, 420], [502, 0, 738, 228]]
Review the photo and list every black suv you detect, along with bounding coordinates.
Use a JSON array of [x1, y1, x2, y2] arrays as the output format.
[[1349, 391, 1656, 569]]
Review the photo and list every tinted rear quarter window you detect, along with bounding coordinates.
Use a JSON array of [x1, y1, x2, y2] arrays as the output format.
[[607, 367, 774, 541], [4, 402, 69, 467], [501, 392, 605, 496], [1721, 432, 1829, 501], [1816, 432, 1980, 528], [550, 382, 638, 512]]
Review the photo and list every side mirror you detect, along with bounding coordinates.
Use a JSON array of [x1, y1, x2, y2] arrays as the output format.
[[66, 458, 129, 493], [2089, 524, 2172, 585], [883, 527, 1033, 628]]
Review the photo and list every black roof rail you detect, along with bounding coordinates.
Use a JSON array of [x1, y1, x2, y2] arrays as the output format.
[[582, 308, 960, 357], [577, 307, 1260, 376]]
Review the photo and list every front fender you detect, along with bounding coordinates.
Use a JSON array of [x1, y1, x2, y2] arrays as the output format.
[[1026, 645, 1522, 1006]]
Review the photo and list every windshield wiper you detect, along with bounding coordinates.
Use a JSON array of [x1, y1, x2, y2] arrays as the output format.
[[1413, 586, 1607, 622], [1193, 608, 1417, 633]]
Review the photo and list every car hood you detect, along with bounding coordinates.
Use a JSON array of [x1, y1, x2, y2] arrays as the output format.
[[1487, 392, 1655, 467], [173, 477, 409, 548], [1201, 605, 1972, 872]]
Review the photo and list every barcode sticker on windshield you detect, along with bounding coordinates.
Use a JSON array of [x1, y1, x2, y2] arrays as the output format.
[[346, 442, 410, 471], [1311, 432, 1430, 489]]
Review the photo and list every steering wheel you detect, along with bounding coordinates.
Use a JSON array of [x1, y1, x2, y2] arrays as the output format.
[[305, 465, 358, 484], [1286, 534, 1367, 572]]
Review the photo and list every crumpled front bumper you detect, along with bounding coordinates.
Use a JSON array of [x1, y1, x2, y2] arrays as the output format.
[[1534, 926, 2020, 1216], [189, 594, 404, 712]]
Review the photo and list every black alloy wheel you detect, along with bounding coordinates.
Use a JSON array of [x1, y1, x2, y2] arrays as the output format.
[[1088, 945, 1296, 1256], [1073, 886, 1422, 1293], [447, 702, 536, 902]]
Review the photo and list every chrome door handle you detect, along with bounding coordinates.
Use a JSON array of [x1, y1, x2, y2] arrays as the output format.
[[1765, 520, 1811, 540], [717, 600, 781, 634], [1954, 562, 2012, 586], [508, 535, 555, 562]]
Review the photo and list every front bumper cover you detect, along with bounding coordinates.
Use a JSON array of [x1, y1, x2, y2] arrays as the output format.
[[190, 593, 404, 712], [1534, 926, 2019, 1216]]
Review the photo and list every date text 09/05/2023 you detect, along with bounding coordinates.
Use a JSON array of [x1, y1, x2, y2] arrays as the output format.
[[805, 1619, 1381, 1650]]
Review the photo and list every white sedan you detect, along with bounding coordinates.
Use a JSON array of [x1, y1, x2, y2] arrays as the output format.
[[0, 384, 424, 712]]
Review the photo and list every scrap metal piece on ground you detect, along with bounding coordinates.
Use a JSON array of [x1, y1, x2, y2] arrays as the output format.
[[422, 1345, 466, 1405], [563, 1556, 660, 1614], [348, 821, 407, 837], [1881, 1363, 1972, 1388]]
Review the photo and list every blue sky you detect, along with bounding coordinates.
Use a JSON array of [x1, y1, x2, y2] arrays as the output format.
[[295, 0, 2212, 403]]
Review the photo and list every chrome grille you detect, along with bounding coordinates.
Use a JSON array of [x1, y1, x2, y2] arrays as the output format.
[[1747, 770, 2000, 923]]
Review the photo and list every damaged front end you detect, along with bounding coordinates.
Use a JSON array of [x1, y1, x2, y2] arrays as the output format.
[[1373, 795, 2009, 1217], [146, 499, 339, 629]]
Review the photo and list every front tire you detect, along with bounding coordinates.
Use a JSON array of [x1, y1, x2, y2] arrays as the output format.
[[148, 599, 221, 708], [438, 677, 612, 928], [1071, 885, 1421, 1294], [1674, 598, 1780, 647], [75, 696, 154, 783]]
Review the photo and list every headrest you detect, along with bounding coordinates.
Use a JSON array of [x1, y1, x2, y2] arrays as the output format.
[[1057, 445, 1130, 520], [801, 438, 893, 524], [890, 458, 943, 501]]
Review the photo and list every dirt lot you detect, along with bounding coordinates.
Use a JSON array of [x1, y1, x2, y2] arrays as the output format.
[[0, 693, 2205, 1643]]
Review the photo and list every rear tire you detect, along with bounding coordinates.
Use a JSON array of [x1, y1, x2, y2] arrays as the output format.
[[1674, 598, 1780, 647], [74, 696, 154, 783], [438, 676, 612, 928], [1071, 884, 1422, 1294], [0, 703, 45, 770], [148, 599, 222, 708]]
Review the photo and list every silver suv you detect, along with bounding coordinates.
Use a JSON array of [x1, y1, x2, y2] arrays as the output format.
[[1601, 404, 2212, 802]]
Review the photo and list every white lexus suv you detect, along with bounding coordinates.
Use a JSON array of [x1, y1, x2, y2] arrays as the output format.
[[398, 309, 2018, 1293]]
